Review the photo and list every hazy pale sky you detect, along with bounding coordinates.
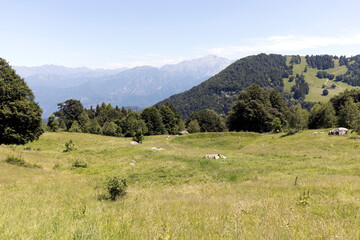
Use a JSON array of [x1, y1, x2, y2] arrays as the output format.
[[1, 0, 360, 68]]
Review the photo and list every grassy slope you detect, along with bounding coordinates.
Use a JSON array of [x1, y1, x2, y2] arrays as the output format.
[[1, 132, 360, 239], [284, 56, 358, 103]]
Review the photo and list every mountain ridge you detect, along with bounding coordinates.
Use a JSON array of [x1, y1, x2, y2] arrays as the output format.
[[15, 55, 232, 116]]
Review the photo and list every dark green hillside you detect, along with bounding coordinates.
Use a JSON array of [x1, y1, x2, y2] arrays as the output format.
[[158, 53, 360, 119], [157, 54, 289, 118]]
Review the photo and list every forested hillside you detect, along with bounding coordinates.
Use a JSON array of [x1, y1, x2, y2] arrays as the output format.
[[158, 53, 360, 118], [157, 54, 290, 118]]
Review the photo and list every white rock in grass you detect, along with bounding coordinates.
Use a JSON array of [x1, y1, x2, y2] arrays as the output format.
[[205, 154, 220, 159], [151, 147, 165, 151], [205, 154, 227, 159], [130, 141, 139, 145]]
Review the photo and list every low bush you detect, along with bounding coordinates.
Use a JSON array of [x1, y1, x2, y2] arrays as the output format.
[[72, 160, 88, 168], [132, 129, 143, 143], [64, 139, 75, 152], [98, 176, 127, 201], [5, 155, 42, 168]]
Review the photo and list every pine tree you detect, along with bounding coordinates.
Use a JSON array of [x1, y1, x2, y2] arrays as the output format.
[[78, 111, 90, 133], [88, 119, 101, 134], [69, 121, 81, 133], [141, 107, 165, 135]]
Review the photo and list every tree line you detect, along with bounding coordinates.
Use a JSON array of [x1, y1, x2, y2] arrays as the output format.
[[48, 100, 186, 137], [227, 84, 360, 132], [305, 55, 335, 70], [48, 84, 360, 138]]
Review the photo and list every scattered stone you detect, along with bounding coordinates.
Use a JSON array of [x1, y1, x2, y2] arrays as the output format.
[[205, 154, 220, 159], [130, 141, 139, 145], [180, 130, 189, 135], [329, 127, 348, 136], [205, 154, 228, 159], [151, 147, 165, 151]]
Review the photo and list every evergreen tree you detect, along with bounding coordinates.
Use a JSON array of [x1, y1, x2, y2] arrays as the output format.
[[271, 118, 282, 133], [58, 120, 66, 131], [160, 104, 179, 134], [141, 107, 165, 135], [288, 104, 309, 131], [118, 112, 148, 137], [188, 109, 225, 132], [337, 98, 360, 129], [102, 121, 117, 136], [308, 102, 337, 129], [78, 111, 90, 133], [0, 58, 43, 144], [88, 119, 101, 134], [69, 120, 81, 133], [227, 84, 288, 133], [47, 114, 59, 132], [187, 119, 200, 133], [133, 129, 143, 143], [54, 99, 84, 130]]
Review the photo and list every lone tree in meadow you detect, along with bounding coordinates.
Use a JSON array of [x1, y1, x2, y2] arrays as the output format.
[[0, 58, 43, 144]]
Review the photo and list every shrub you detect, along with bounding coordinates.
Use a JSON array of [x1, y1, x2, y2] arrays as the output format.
[[72, 160, 88, 168], [5, 155, 42, 168], [271, 117, 282, 133], [298, 190, 310, 206], [133, 129, 143, 143], [64, 139, 75, 152], [53, 163, 61, 170], [322, 89, 329, 96], [105, 176, 127, 201]]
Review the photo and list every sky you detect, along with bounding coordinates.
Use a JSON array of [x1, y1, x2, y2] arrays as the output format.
[[1, 0, 360, 68]]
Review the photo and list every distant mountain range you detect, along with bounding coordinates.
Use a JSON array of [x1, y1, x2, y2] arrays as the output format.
[[14, 55, 232, 116]]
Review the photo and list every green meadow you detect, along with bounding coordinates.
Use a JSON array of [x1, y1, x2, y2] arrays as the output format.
[[284, 56, 359, 103], [1, 131, 360, 239]]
